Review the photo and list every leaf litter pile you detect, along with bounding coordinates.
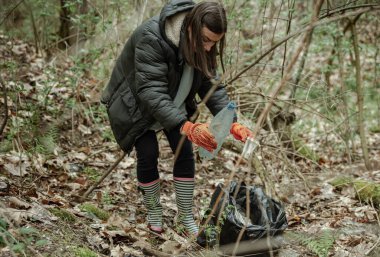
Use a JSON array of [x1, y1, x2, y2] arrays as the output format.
[[1, 35, 380, 257]]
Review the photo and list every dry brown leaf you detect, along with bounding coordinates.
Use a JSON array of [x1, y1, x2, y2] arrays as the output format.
[[68, 151, 87, 161], [110, 245, 144, 257], [4, 163, 28, 176], [0, 207, 30, 225], [102, 230, 127, 238], [103, 152, 117, 163], [158, 240, 183, 254], [78, 124, 92, 135], [106, 213, 131, 230], [110, 245, 123, 257], [119, 157, 135, 169], [86, 234, 107, 249], [9, 196, 31, 209]]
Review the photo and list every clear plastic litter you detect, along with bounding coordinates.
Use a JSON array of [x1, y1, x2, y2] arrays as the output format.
[[199, 101, 236, 160], [242, 137, 259, 159]]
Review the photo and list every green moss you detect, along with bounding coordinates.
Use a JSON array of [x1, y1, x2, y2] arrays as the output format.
[[329, 177, 353, 190], [353, 180, 380, 207], [330, 177, 380, 208], [292, 135, 319, 162], [83, 167, 101, 182], [79, 203, 110, 220], [73, 246, 98, 257], [369, 126, 380, 133], [0, 139, 13, 153], [49, 208, 76, 223]]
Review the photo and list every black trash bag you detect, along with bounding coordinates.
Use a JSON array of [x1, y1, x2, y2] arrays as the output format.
[[197, 181, 288, 253]]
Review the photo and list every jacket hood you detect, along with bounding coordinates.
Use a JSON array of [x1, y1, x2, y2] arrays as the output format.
[[159, 0, 194, 48]]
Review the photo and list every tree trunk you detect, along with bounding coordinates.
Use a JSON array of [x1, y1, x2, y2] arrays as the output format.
[[58, 0, 89, 49], [350, 21, 371, 170], [336, 36, 353, 163]]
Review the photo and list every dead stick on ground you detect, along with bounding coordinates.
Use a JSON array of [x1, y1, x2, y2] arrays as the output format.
[[80, 152, 126, 201], [0, 74, 8, 136]]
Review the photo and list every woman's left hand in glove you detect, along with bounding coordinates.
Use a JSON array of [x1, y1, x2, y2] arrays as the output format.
[[230, 122, 253, 142]]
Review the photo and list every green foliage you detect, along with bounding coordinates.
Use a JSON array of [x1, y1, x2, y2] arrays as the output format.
[[34, 125, 59, 155], [73, 246, 98, 257], [0, 218, 10, 246], [287, 230, 335, 257], [329, 176, 353, 190], [1, 63, 60, 155], [0, 224, 49, 255], [353, 180, 380, 206], [370, 125, 380, 133], [1, 0, 58, 43], [292, 134, 319, 162], [83, 167, 101, 182], [80, 203, 110, 220], [102, 191, 117, 205], [49, 208, 77, 223], [200, 204, 235, 247], [330, 177, 380, 207]]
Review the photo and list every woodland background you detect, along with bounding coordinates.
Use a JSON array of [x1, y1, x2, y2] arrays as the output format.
[[0, 0, 379, 256]]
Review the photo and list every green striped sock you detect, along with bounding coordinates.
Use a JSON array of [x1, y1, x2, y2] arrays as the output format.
[[139, 180, 162, 230], [174, 178, 199, 235]]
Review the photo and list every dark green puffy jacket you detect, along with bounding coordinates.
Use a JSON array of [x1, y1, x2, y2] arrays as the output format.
[[101, 0, 230, 153]]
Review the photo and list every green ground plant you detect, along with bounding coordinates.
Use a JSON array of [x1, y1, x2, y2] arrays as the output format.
[[83, 167, 101, 182], [287, 230, 335, 257], [0, 220, 49, 255], [330, 177, 380, 208], [49, 208, 77, 223], [80, 203, 110, 220], [73, 246, 98, 257]]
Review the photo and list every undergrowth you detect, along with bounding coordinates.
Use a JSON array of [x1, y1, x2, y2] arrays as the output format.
[[286, 230, 335, 257], [80, 203, 110, 220]]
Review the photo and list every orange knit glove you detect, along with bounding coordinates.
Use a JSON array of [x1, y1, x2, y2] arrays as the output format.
[[230, 122, 253, 142], [181, 121, 217, 152]]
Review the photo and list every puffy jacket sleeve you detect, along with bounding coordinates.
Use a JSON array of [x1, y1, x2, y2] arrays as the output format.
[[134, 31, 187, 130], [198, 74, 231, 116]]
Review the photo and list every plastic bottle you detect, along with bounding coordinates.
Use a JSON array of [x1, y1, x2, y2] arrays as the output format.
[[242, 137, 259, 159], [199, 101, 236, 160]]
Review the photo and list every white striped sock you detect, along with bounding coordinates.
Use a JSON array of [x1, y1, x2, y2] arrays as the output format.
[[174, 179, 199, 235], [139, 180, 162, 229]]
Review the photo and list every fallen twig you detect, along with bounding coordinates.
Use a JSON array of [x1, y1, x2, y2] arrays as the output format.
[[0, 74, 8, 137], [365, 236, 380, 256], [72, 151, 126, 202]]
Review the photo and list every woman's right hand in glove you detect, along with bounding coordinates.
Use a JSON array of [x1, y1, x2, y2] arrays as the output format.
[[180, 121, 217, 152]]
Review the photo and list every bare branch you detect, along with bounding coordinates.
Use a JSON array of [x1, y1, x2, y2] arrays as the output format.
[[227, 5, 380, 85], [0, 0, 25, 26], [0, 74, 8, 137], [349, 20, 371, 170]]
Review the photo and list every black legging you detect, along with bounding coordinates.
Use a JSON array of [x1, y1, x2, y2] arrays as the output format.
[[135, 126, 195, 183]]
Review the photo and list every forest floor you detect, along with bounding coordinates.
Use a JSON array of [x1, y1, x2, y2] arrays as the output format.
[[1, 35, 380, 257]]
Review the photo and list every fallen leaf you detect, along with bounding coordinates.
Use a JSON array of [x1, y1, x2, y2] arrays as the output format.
[[0, 180, 10, 195], [104, 153, 116, 162], [0, 208, 29, 225], [9, 197, 31, 209], [119, 157, 135, 169], [4, 163, 28, 176], [110, 245, 123, 257], [78, 124, 92, 135], [158, 240, 183, 254], [106, 213, 131, 230]]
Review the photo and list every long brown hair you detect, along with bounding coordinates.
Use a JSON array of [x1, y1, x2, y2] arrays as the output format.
[[181, 1, 227, 78]]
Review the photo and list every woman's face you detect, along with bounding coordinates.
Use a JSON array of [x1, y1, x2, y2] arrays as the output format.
[[201, 26, 224, 52], [188, 26, 224, 52]]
